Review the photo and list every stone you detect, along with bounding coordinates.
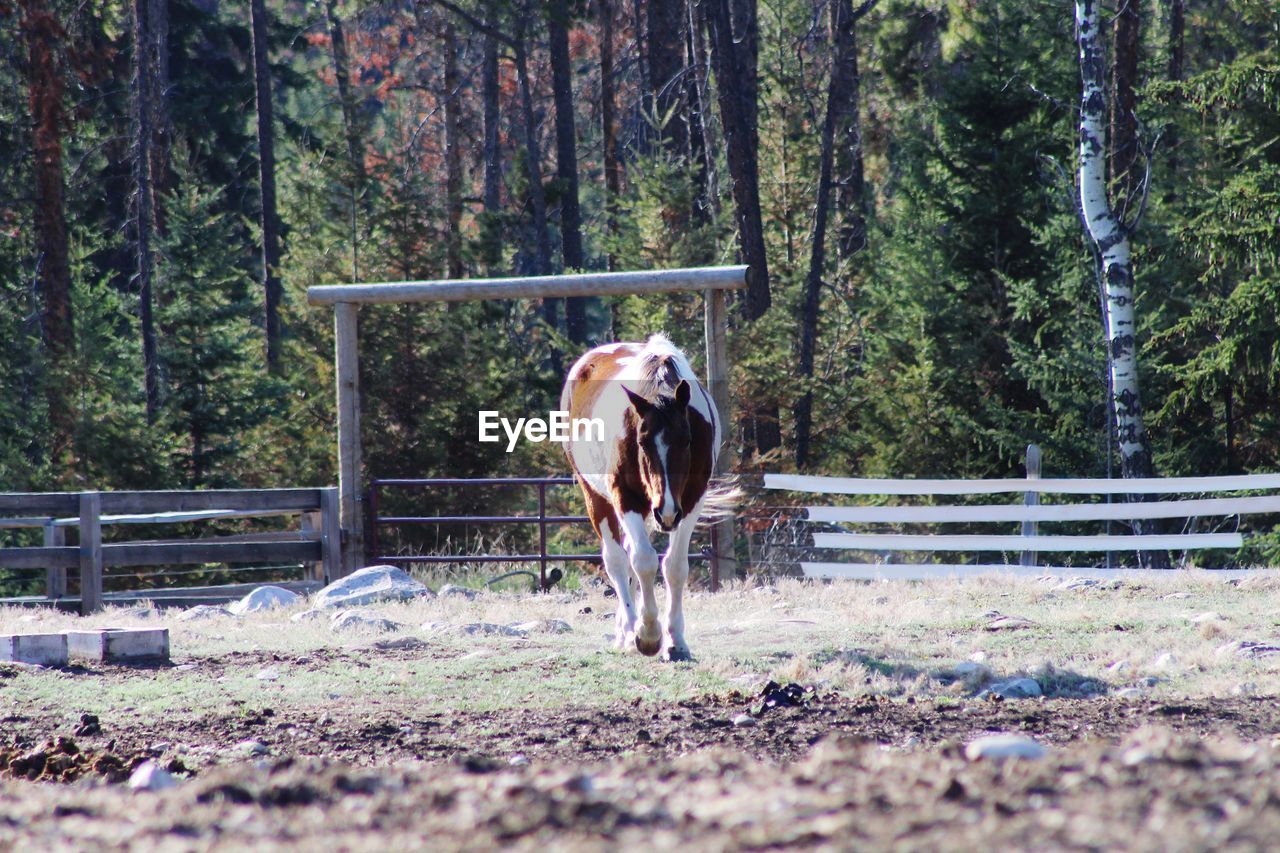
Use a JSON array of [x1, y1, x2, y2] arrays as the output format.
[[1232, 681, 1257, 696], [1054, 577, 1100, 591], [329, 610, 402, 633], [731, 713, 757, 727], [1107, 660, 1130, 674], [508, 619, 572, 635], [177, 605, 235, 622], [964, 734, 1047, 761], [232, 739, 268, 757], [0, 633, 68, 667], [228, 586, 300, 615], [119, 606, 160, 620], [990, 677, 1043, 699], [949, 661, 993, 683], [1151, 652, 1177, 669], [311, 565, 434, 610], [128, 760, 177, 791], [1162, 592, 1194, 600], [290, 609, 326, 623], [437, 584, 479, 600], [67, 628, 169, 663], [984, 615, 1035, 631], [508, 754, 530, 767], [369, 636, 429, 651], [255, 667, 280, 681], [1114, 687, 1144, 699], [1189, 611, 1224, 624]]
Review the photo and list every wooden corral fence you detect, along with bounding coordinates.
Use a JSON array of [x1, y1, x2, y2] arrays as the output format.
[[307, 265, 746, 583], [764, 448, 1280, 580], [0, 488, 340, 613]]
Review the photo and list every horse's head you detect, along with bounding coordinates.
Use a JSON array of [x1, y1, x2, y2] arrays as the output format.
[[624, 380, 692, 532]]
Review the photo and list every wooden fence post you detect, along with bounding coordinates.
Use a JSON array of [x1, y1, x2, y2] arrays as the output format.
[[78, 492, 103, 614], [43, 521, 66, 598], [704, 287, 736, 590], [1021, 444, 1041, 568], [335, 302, 364, 578], [320, 486, 342, 585]]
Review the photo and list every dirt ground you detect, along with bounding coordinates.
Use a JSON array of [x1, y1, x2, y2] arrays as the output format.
[[5, 651, 1280, 850]]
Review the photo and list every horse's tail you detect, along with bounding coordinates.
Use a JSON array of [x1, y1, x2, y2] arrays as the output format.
[[696, 476, 745, 528]]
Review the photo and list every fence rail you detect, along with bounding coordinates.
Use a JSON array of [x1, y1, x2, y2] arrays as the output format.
[[0, 488, 340, 613], [764, 449, 1280, 580]]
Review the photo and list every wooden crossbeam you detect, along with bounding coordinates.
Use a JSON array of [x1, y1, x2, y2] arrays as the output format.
[[811, 532, 1244, 552], [805, 494, 1280, 524]]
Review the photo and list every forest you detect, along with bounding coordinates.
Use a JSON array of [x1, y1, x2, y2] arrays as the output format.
[[1, 0, 1278, 513]]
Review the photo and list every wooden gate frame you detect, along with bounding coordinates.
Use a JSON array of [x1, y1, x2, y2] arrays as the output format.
[[307, 266, 747, 583]]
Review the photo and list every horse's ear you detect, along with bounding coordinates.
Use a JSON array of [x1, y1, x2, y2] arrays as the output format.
[[624, 386, 652, 417], [674, 379, 691, 408]]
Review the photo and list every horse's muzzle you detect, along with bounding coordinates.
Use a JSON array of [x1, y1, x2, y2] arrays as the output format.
[[654, 507, 684, 532]]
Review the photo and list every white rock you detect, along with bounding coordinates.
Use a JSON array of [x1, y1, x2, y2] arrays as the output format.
[[290, 609, 326, 623], [1107, 660, 1130, 674], [508, 754, 530, 767], [991, 677, 1042, 699], [731, 713, 757, 727], [437, 584, 479, 600], [232, 739, 268, 757], [508, 619, 572, 635], [1189, 611, 1224, 624], [950, 661, 993, 682], [1162, 592, 1193, 600], [1151, 652, 1177, 669], [229, 585, 301, 615], [968, 651, 988, 663], [311, 565, 434, 610], [178, 605, 235, 622], [459, 622, 526, 637], [330, 610, 402, 633], [1054, 577, 1100, 591], [128, 760, 177, 791], [255, 667, 280, 681], [964, 734, 1047, 761], [419, 621, 448, 635], [1113, 687, 1144, 699], [1232, 682, 1257, 696]]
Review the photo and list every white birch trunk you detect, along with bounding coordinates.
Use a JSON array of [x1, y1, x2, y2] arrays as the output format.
[[1076, 0, 1154, 481]]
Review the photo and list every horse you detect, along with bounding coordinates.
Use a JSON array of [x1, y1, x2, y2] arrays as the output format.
[[559, 334, 720, 661]]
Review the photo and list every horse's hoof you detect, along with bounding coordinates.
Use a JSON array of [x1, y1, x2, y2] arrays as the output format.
[[664, 646, 692, 663], [635, 634, 662, 657]]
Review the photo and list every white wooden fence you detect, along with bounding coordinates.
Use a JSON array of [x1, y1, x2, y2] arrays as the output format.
[[763, 457, 1280, 580]]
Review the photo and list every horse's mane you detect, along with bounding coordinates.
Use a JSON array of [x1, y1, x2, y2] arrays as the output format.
[[631, 334, 685, 403]]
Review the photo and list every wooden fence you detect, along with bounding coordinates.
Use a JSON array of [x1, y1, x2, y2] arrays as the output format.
[[764, 454, 1280, 580], [0, 488, 340, 613]]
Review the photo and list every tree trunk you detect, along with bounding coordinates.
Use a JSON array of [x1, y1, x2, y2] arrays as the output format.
[[795, 0, 874, 468], [325, 0, 364, 279], [250, 0, 284, 374], [480, 26, 503, 272], [443, 18, 465, 279], [548, 0, 587, 342], [1109, 0, 1141, 210], [706, 0, 778, 455], [647, 0, 688, 158], [146, 0, 172, 223], [1165, 0, 1183, 180], [131, 0, 160, 422], [599, 0, 621, 271], [832, 0, 872, 260], [21, 0, 74, 459], [1076, 0, 1166, 568], [687, 0, 717, 220]]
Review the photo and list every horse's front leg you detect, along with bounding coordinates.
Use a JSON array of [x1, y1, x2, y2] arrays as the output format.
[[660, 503, 700, 662], [600, 525, 637, 648], [619, 510, 662, 656]]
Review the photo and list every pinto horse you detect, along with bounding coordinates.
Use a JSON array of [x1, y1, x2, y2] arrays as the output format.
[[560, 334, 720, 661]]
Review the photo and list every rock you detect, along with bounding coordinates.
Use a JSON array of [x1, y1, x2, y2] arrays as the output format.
[[119, 606, 160, 619], [437, 584, 479, 600], [290, 609, 326, 623], [968, 651, 987, 663], [255, 667, 280, 681], [369, 636, 429, 651], [950, 661, 993, 682], [1114, 687, 1144, 699], [731, 713, 757, 727], [1054, 577, 1100, 591], [232, 739, 268, 757], [178, 605, 235, 622], [1151, 652, 1177, 670], [508, 754, 530, 767], [965, 734, 1047, 761], [1162, 592, 1193, 600], [1107, 660, 1130, 674], [1189, 611, 1224, 623], [419, 621, 448, 635], [330, 610, 402, 633], [311, 565, 434, 610], [1232, 681, 1257, 696], [508, 619, 572, 635], [128, 760, 177, 791], [1234, 642, 1280, 659], [229, 586, 301, 615], [984, 615, 1035, 631], [990, 677, 1042, 699], [461, 623, 526, 637]]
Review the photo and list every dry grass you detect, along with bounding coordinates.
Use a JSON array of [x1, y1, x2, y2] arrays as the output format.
[[3, 572, 1280, 721]]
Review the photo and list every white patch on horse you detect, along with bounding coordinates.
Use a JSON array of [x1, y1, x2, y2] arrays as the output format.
[[600, 525, 637, 648], [619, 509, 662, 655], [654, 432, 677, 528]]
